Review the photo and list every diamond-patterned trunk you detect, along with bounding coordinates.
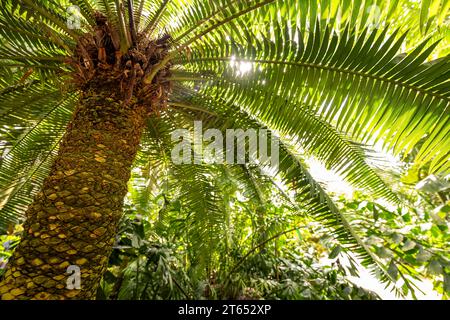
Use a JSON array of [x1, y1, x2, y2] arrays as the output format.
[[0, 88, 148, 299]]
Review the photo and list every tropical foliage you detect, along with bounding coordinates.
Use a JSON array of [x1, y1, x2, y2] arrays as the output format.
[[0, 0, 449, 299]]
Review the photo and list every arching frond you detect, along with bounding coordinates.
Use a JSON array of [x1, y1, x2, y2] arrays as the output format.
[[165, 87, 406, 290], [176, 20, 449, 174], [0, 92, 77, 230]]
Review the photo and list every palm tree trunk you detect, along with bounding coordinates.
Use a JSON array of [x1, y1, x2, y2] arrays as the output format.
[[0, 88, 149, 299]]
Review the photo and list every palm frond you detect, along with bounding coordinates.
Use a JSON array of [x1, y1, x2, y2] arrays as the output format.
[[0, 93, 77, 230], [175, 19, 450, 174], [166, 86, 405, 290]]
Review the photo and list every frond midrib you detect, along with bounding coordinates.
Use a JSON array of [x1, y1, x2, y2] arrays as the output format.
[[181, 57, 450, 102]]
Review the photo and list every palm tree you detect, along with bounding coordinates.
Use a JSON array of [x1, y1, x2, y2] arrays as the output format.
[[0, 0, 448, 300]]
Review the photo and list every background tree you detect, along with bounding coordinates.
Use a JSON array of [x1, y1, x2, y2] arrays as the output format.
[[0, 0, 448, 299]]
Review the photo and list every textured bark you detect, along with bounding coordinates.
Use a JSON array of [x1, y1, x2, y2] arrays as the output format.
[[0, 87, 148, 299]]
